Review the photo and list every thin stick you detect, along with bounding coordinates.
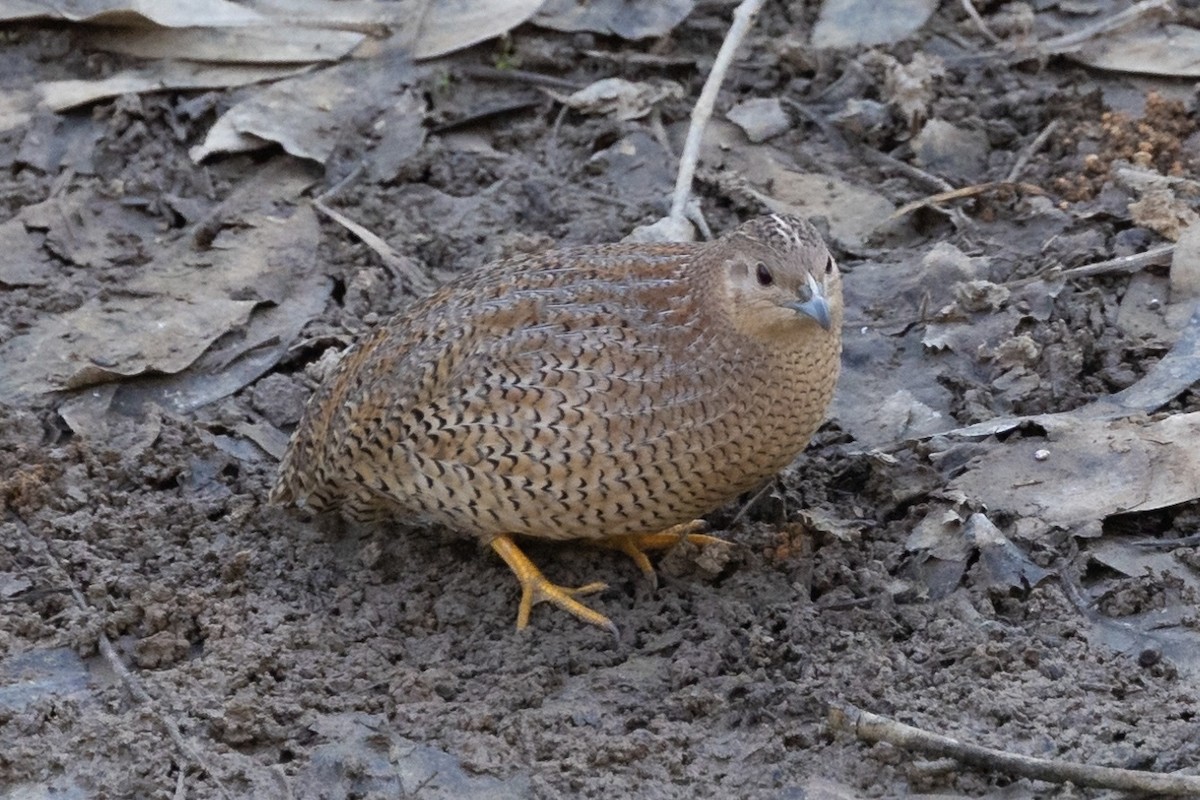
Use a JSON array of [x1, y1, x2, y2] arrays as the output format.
[[1005, 120, 1060, 183], [1056, 243, 1175, 280], [316, 160, 365, 204], [583, 49, 696, 69], [858, 146, 955, 193], [1037, 0, 1174, 54], [647, 108, 677, 161], [782, 98, 849, 152], [890, 181, 1046, 219], [668, 0, 766, 223], [311, 198, 436, 293], [959, 0, 1001, 44], [829, 702, 1200, 795], [730, 479, 777, 525], [459, 65, 583, 91]]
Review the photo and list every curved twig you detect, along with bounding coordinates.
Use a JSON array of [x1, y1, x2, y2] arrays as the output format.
[[829, 702, 1200, 795]]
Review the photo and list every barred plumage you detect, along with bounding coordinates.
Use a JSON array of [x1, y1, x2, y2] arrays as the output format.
[[272, 215, 843, 633]]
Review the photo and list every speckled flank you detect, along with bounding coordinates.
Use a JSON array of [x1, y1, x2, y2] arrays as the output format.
[[272, 215, 843, 543]]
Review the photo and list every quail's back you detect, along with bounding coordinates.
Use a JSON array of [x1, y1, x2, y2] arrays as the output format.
[[272, 214, 843, 632]]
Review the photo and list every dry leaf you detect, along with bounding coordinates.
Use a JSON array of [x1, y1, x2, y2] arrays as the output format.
[[535, 0, 694, 39], [949, 303, 1200, 438], [951, 412, 1200, 535], [191, 55, 418, 163], [1070, 23, 1200, 78], [82, 25, 364, 64], [1089, 537, 1200, 600], [0, 218, 51, 287], [966, 513, 1051, 591], [0, 161, 320, 401], [812, 0, 938, 49], [40, 63, 308, 111], [726, 97, 791, 143], [0, 0, 265, 26], [412, 0, 545, 59], [906, 500, 971, 599]]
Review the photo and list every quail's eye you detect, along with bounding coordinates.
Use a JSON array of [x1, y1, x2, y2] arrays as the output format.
[[755, 262, 773, 286], [825, 255, 835, 275]]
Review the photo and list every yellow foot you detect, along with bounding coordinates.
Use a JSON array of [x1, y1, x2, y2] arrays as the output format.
[[593, 520, 731, 588], [490, 534, 617, 636]]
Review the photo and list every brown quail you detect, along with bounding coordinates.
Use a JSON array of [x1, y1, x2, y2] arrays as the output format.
[[271, 214, 843, 633]]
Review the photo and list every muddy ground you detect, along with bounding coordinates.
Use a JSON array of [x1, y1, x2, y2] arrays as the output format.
[[3, 2, 1200, 798]]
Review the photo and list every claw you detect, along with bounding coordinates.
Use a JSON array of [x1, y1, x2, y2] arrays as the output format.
[[593, 520, 730, 589], [491, 534, 618, 636]]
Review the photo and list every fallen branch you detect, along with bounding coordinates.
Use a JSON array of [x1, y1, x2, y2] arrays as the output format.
[[668, 0, 765, 225], [627, 0, 766, 242], [458, 65, 584, 91], [828, 702, 1200, 795], [857, 146, 954, 194], [890, 181, 1047, 219], [1055, 243, 1175, 280], [1005, 119, 1060, 183], [999, 243, 1174, 291], [1036, 0, 1175, 54], [959, 0, 1001, 44]]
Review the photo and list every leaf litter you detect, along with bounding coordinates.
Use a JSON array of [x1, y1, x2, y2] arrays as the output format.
[[0, 159, 325, 407]]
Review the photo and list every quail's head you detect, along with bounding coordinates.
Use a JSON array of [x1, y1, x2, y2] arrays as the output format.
[[718, 214, 843, 342]]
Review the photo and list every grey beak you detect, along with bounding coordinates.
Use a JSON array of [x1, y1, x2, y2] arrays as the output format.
[[786, 273, 831, 331]]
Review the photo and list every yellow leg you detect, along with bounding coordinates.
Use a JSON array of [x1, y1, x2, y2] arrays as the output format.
[[593, 520, 731, 587], [490, 534, 617, 636]]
